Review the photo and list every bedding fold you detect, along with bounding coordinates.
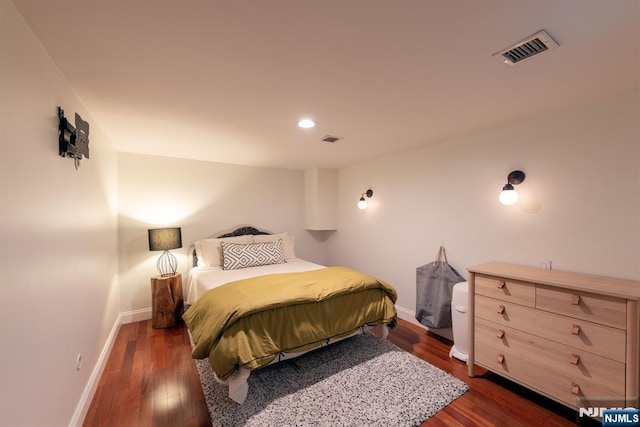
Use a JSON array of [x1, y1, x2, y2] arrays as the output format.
[[183, 266, 397, 380]]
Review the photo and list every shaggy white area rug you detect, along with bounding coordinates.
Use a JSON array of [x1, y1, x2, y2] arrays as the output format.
[[194, 333, 468, 426]]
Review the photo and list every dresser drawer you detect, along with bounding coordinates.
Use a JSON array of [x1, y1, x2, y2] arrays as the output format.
[[475, 295, 626, 362], [475, 274, 535, 307], [475, 318, 625, 395], [536, 285, 626, 329], [475, 341, 626, 409]]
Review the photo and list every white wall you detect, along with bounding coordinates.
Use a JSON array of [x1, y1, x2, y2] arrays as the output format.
[[117, 153, 327, 314], [0, 1, 120, 426], [328, 93, 640, 321]]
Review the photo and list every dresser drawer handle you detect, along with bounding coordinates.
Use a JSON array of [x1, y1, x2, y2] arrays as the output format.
[[496, 329, 505, 339], [571, 294, 581, 305], [497, 305, 505, 314], [497, 354, 505, 364], [571, 324, 581, 335], [570, 354, 581, 365], [571, 383, 580, 395], [497, 280, 506, 289]]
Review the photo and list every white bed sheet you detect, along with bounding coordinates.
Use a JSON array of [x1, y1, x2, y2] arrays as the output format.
[[185, 258, 325, 305]]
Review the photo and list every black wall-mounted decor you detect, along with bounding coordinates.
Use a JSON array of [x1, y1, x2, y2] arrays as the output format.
[[58, 106, 90, 166]]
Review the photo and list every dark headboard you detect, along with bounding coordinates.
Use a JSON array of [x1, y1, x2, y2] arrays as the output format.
[[190, 226, 271, 268], [217, 226, 270, 238]]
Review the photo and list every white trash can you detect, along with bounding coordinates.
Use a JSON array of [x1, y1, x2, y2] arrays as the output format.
[[449, 281, 468, 362]]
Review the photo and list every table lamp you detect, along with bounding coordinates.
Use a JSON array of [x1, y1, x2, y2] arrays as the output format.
[[148, 227, 182, 276]]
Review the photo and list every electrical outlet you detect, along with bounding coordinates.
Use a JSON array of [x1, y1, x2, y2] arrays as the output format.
[[540, 261, 553, 270], [76, 353, 82, 371]]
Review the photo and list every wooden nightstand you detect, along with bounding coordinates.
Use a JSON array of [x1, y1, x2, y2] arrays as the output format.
[[151, 273, 183, 328]]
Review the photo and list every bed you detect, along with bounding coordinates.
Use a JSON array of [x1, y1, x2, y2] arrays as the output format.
[[182, 226, 398, 404]]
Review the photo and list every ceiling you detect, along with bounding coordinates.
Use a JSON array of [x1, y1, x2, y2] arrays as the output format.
[[12, 0, 640, 170]]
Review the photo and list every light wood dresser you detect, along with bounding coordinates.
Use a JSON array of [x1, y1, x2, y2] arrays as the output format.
[[467, 262, 640, 410]]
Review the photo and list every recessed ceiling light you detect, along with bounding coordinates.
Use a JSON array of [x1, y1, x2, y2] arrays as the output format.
[[296, 119, 317, 129]]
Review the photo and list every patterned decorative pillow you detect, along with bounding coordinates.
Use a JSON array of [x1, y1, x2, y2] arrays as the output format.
[[220, 239, 285, 270], [194, 235, 253, 267]]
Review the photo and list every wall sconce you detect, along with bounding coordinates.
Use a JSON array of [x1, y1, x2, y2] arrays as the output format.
[[499, 170, 525, 205], [358, 189, 373, 210], [148, 227, 182, 276]]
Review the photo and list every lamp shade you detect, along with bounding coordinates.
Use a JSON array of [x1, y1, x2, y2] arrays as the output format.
[[357, 189, 373, 210], [499, 171, 525, 205], [499, 188, 519, 205], [148, 228, 182, 251], [357, 197, 367, 210]]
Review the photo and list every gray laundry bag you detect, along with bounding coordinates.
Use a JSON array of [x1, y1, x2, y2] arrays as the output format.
[[415, 245, 465, 328]]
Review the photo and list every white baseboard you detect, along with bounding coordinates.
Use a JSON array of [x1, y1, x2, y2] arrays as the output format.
[[120, 307, 152, 324], [69, 313, 122, 427], [395, 304, 453, 341], [69, 307, 152, 426], [395, 305, 426, 329]]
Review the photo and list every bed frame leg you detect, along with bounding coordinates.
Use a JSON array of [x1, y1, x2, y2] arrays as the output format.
[[228, 368, 250, 404], [380, 324, 389, 339], [363, 324, 390, 339]]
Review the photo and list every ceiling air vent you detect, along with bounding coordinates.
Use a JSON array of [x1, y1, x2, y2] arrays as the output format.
[[321, 135, 342, 143], [493, 30, 559, 65]]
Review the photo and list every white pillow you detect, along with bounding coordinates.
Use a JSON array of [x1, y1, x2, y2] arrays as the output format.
[[220, 240, 285, 270], [253, 232, 296, 259], [194, 235, 253, 267]]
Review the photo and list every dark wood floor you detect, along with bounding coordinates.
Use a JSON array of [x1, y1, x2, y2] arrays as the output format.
[[84, 318, 585, 426]]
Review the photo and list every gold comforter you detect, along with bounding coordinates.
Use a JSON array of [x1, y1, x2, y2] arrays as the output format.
[[183, 266, 397, 380]]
